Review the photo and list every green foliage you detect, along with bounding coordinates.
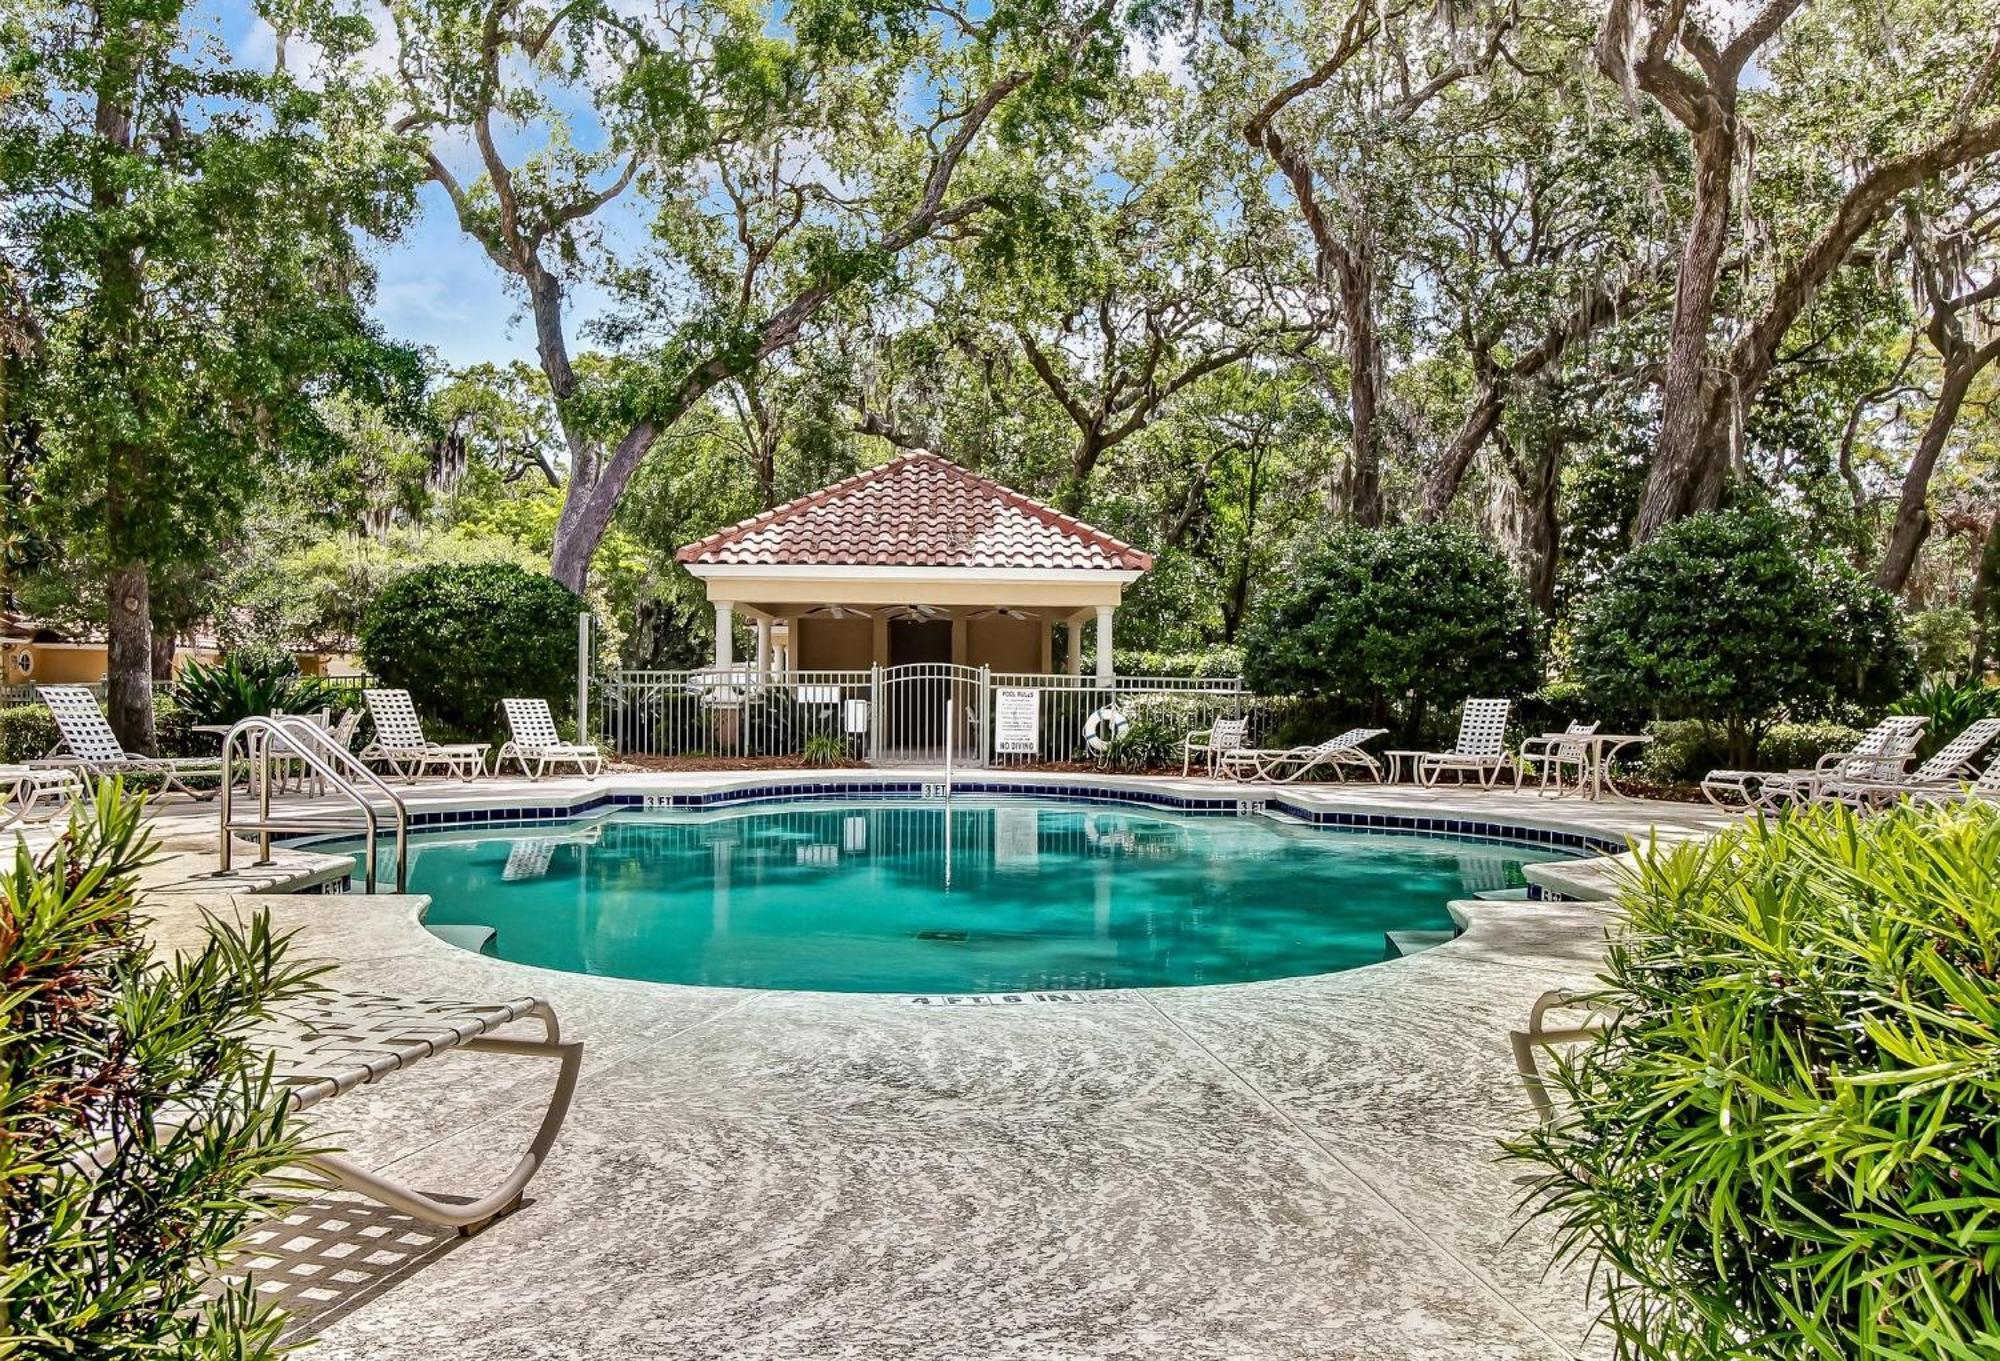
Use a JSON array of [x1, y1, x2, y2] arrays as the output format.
[[1637, 718, 1868, 785], [0, 782, 326, 1355], [802, 732, 849, 766], [1113, 646, 1245, 679], [1906, 604, 1977, 679], [359, 562, 583, 739], [1509, 801, 2000, 1360], [175, 653, 347, 728], [1574, 509, 1913, 765], [1891, 676, 2000, 762], [0, 703, 58, 763], [1241, 524, 1539, 738]]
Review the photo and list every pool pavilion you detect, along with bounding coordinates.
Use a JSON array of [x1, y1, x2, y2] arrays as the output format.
[[675, 451, 1154, 682]]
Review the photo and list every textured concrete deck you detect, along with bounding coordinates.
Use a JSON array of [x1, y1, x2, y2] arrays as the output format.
[[29, 772, 1736, 1359]]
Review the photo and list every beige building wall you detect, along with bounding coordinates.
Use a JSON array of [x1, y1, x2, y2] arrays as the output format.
[[964, 615, 1042, 673], [794, 616, 874, 670]]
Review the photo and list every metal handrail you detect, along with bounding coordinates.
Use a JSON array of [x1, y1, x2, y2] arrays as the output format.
[[217, 715, 410, 893]]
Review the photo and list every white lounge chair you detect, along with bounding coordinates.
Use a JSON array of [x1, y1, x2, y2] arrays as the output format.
[[105, 988, 580, 1237], [1905, 755, 2000, 806], [33, 684, 222, 800], [1389, 699, 1513, 788], [1181, 716, 1250, 776], [1, 763, 84, 827], [1218, 726, 1389, 783], [1702, 715, 1927, 809], [1518, 721, 1599, 793], [359, 688, 490, 782], [1830, 718, 2000, 807], [496, 698, 605, 779]]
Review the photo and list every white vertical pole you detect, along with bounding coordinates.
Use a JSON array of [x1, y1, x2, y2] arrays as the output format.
[[944, 697, 953, 792], [713, 602, 734, 674], [1094, 605, 1115, 683], [575, 612, 591, 737]]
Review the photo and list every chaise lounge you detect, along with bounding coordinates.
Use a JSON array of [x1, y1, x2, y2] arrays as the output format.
[[360, 688, 491, 782], [496, 698, 606, 779], [35, 684, 224, 801], [1218, 726, 1389, 783]]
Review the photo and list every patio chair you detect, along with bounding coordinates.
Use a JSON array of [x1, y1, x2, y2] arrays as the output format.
[[359, 689, 490, 782], [1701, 715, 1927, 809], [1830, 717, 2000, 807], [1391, 699, 1514, 788], [1181, 715, 1250, 776], [1518, 721, 1599, 793], [33, 684, 223, 801], [496, 698, 605, 779], [1511, 989, 1613, 1126], [1218, 726, 1390, 783], [1, 763, 84, 828], [96, 988, 582, 1236]]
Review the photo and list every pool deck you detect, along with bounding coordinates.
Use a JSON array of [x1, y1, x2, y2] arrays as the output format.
[[31, 771, 1735, 1359]]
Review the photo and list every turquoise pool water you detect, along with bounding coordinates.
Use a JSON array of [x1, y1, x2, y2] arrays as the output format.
[[354, 800, 1568, 993]]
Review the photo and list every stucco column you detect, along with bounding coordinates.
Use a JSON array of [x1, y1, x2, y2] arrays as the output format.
[[754, 618, 770, 683], [1065, 620, 1082, 676], [713, 602, 734, 673], [1094, 605, 1115, 682]]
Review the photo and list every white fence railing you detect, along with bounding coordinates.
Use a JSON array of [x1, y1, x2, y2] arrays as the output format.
[[593, 665, 1246, 766]]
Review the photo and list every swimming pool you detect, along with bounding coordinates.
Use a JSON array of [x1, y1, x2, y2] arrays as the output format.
[[342, 799, 1570, 993]]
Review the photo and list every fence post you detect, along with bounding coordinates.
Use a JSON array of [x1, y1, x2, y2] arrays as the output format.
[[979, 664, 992, 766], [575, 613, 591, 739], [868, 663, 881, 765]]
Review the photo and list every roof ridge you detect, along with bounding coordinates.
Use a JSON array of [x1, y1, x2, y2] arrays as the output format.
[[675, 451, 1154, 572]]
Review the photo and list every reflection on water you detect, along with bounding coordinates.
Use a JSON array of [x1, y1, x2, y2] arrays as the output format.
[[393, 802, 1565, 994]]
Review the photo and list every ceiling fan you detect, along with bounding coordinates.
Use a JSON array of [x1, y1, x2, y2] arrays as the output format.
[[800, 604, 873, 620], [968, 606, 1039, 621], [883, 603, 944, 620]]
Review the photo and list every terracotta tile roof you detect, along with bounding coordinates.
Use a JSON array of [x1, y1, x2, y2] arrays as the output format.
[[676, 452, 1154, 572]]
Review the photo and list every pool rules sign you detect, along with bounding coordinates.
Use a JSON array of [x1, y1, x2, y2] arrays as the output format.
[[994, 688, 1039, 755]]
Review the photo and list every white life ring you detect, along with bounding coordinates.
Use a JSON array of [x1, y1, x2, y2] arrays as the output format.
[[1083, 705, 1130, 754]]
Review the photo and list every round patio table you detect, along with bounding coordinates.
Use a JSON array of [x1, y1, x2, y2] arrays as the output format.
[[1533, 732, 1651, 801]]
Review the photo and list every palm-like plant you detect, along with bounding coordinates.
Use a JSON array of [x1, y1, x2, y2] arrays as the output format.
[[1892, 676, 2000, 761], [1508, 802, 2000, 1359], [174, 653, 344, 727]]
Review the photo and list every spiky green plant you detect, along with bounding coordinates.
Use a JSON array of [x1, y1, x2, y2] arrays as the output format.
[[1508, 801, 2000, 1359], [174, 654, 346, 728], [0, 781, 327, 1354], [1892, 677, 2000, 762]]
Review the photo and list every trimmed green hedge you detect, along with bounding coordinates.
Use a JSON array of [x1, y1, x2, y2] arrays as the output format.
[[1509, 801, 2000, 1357], [1638, 718, 1866, 786], [359, 562, 583, 741]]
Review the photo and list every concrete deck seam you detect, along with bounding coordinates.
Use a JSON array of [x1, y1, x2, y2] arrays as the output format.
[[1133, 992, 1579, 1361]]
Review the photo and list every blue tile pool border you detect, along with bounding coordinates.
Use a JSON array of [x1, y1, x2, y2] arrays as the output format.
[[279, 778, 1630, 859]]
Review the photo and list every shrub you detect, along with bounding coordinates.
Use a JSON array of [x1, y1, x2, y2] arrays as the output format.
[[1241, 524, 1539, 740], [1638, 718, 1865, 785], [1508, 801, 2000, 1359], [0, 703, 57, 763], [1, 782, 323, 1353], [1573, 508, 1913, 767], [359, 562, 583, 740], [1905, 604, 1975, 679], [1891, 676, 2000, 762], [1113, 646, 1245, 679], [174, 653, 347, 728]]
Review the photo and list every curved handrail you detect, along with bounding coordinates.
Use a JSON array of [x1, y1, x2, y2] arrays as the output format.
[[217, 715, 410, 893]]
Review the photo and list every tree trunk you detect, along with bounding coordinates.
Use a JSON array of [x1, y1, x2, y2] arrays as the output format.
[[1059, 429, 1105, 515], [1636, 120, 1735, 541], [1521, 439, 1563, 618], [1876, 338, 2000, 595], [105, 560, 155, 754], [150, 626, 176, 682], [1336, 241, 1385, 526], [1971, 511, 2000, 677]]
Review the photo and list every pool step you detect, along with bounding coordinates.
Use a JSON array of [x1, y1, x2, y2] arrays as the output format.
[[427, 924, 497, 954], [1474, 887, 1533, 901], [1383, 928, 1457, 960]]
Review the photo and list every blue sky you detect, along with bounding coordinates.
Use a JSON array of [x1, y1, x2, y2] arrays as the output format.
[[196, 0, 609, 371]]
